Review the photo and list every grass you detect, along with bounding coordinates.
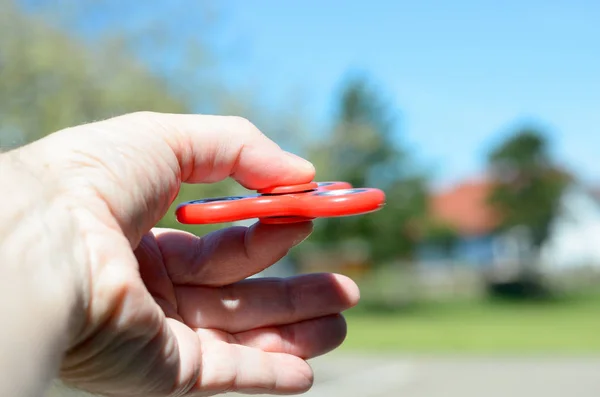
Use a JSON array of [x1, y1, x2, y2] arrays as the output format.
[[341, 290, 600, 354]]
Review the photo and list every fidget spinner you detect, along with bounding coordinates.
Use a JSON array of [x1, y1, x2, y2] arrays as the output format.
[[176, 181, 386, 225]]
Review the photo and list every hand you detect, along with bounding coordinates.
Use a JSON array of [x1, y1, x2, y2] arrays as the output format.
[[1, 112, 359, 397]]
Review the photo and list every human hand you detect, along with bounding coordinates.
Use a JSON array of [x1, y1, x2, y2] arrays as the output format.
[[2, 112, 359, 396]]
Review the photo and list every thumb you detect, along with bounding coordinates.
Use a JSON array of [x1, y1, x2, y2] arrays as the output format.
[[19, 112, 315, 245]]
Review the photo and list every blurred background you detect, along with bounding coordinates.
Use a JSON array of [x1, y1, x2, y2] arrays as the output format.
[[3, 0, 600, 396]]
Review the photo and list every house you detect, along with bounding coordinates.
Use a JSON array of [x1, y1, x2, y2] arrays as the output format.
[[416, 177, 512, 268], [417, 177, 600, 273]]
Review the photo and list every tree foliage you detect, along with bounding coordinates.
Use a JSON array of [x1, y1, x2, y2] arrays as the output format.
[[308, 74, 428, 263], [0, 0, 196, 147], [487, 127, 570, 247]]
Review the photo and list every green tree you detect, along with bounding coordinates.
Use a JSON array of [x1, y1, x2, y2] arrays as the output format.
[[308, 74, 429, 264], [487, 127, 571, 248], [0, 0, 228, 147]]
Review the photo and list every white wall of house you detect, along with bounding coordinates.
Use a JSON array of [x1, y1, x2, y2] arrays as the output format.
[[539, 184, 600, 270], [491, 225, 533, 273]]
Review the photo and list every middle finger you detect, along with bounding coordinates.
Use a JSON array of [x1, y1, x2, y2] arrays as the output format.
[[175, 273, 360, 333]]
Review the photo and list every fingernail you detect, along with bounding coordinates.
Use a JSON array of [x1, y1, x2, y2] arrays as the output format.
[[292, 222, 314, 246]]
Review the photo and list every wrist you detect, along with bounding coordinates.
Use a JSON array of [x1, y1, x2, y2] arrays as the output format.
[[0, 148, 85, 395], [0, 146, 84, 330]]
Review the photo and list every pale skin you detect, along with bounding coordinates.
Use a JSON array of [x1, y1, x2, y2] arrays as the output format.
[[0, 112, 360, 397]]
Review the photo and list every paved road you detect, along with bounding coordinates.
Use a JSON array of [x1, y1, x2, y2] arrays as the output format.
[[48, 352, 600, 397], [230, 352, 600, 397]]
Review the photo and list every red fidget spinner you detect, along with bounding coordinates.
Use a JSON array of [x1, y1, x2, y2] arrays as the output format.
[[176, 181, 386, 225]]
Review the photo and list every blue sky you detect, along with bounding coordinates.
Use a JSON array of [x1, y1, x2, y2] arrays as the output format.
[[23, 0, 600, 188], [213, 0, 600, 188]]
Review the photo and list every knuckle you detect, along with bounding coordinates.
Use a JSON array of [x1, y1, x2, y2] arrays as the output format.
[[281, 278, 298, 321], [226, 116, 264, 138], [118, 111, 166, 131]]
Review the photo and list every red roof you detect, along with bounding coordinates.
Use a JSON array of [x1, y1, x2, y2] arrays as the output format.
[[429, 178, 501, 236]]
